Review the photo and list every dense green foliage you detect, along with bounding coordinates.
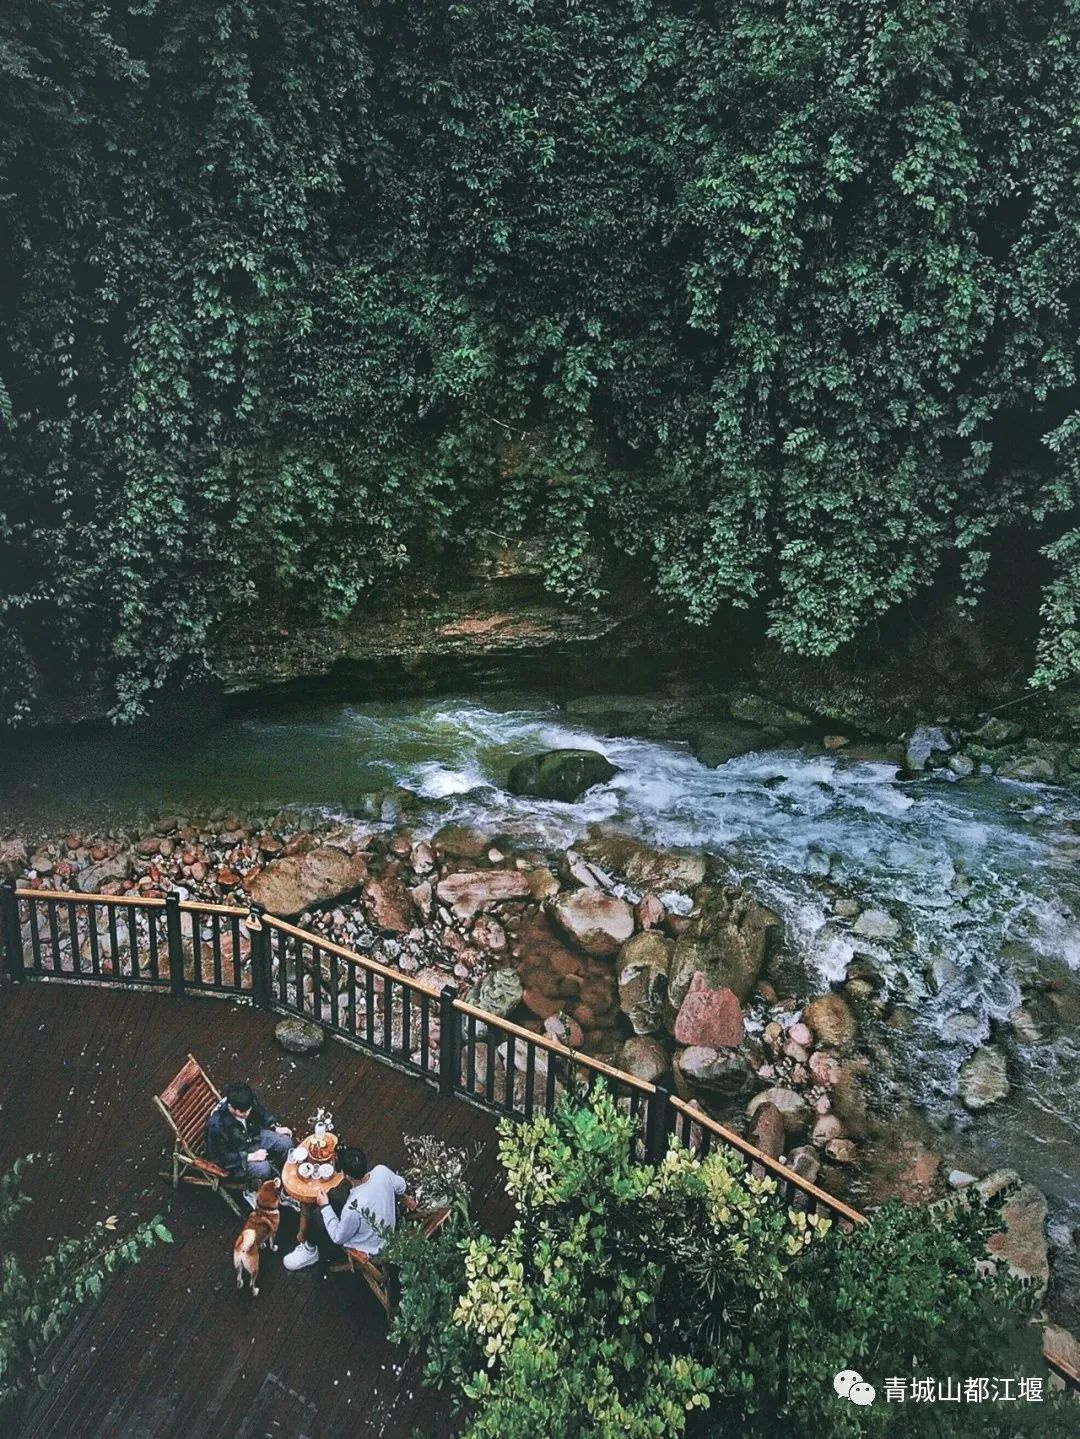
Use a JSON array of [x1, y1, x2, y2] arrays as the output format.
[[0, 1155, 171, 1416], [389, 1087, 1067, 1437], [2, 1, 1079, 719]]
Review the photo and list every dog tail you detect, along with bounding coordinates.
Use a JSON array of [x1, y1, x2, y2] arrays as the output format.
[[234, 1226, 258, 1259]]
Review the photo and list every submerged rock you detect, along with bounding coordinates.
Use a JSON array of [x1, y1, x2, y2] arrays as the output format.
[[958, 1046, 1010, 1110], [852, 908, 901, 941], [802, 993, 858, 1048], [507, 748, 618, 802]]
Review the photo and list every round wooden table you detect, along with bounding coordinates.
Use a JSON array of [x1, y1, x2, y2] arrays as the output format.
[[282, 1143, 345, 1246]]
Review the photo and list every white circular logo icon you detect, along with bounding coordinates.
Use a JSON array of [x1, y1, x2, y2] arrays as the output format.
[[833, 1370, 876, 1405]]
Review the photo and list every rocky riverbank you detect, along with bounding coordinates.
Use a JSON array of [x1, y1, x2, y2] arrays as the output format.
[[0, 777, 1063, 1251]]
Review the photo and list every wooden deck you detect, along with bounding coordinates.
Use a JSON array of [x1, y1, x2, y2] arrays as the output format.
[[0, 982, 514, 1439]]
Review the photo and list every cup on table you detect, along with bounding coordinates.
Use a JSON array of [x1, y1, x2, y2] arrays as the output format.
[[289, 1145, 309, 1164]]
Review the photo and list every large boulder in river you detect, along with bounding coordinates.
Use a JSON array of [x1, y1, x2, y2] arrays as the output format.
[[903, 724, 952, 773], [577, 830, 707, 894], [433, 824, 491, 860], [248, 847, 369, 916], [668, 885, 782, 1011], [362, 866, 417, 933], [747, 1086, 811, 1138], [958, 1045, 1010, 1109], [675, 1044, 757, 1100], [977, 1171, 1049, 1293], [617, 931, 673, 1034], [688, 721, 769, 768], [618, 1036, 670, 1084], [673, 972, 744, 1048], [472, 967, 524, 1019], [548, 888, 635, 955], [507, 748, 618, 802], [436, 869, 531, 920]]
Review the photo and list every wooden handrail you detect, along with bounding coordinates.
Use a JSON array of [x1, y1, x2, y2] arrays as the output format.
[[19, 887, 167, 908], [16, 887, 250, 917]]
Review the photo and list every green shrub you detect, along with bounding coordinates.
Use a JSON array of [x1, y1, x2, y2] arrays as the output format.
[[0, 1154, 171, 1419], [391, 1085, 1071, 1437]]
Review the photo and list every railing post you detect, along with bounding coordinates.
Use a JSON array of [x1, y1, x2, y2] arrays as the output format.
[[644, 1083, 672, 1165], [248, 905, 271, 1010], [1, 879, 25, 981], [439, 985, 460, 1096], [165, 892, 185, 997]]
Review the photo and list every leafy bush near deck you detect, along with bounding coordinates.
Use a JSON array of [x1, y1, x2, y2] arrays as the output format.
[[3, 2, 1080, 721], [0, 1154, 171, 1418], [390, 1085, 1068, 1437]]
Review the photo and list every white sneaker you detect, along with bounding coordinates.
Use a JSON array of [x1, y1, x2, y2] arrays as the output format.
[[283, 1242, 319, 1271], [243, 1190, 258, 1210]]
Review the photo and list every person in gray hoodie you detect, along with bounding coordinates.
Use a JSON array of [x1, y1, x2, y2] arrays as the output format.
[[283, 1145, 416, 1271]]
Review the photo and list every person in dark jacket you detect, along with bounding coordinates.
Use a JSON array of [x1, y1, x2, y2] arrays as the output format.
[[205, 1081, 293, 1203]]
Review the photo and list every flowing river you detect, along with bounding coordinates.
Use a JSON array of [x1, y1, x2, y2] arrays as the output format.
[[3, 692, 1079, 1316]]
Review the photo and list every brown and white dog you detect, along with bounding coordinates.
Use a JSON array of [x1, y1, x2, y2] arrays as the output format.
[[233, 1176, 282, 1297]]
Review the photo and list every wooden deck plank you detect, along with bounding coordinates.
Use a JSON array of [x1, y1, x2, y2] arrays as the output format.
[[0, 982, 512, 1439]]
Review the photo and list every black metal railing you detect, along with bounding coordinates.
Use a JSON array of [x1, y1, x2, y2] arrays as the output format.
[[0, 880, 866, 1227]]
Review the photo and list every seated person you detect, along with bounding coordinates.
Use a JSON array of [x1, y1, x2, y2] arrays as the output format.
[[283, 1145, 416, 1271], [205, 1081, 293, 1205]]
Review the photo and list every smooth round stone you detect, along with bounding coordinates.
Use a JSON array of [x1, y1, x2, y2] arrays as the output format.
[[274, 1017, 326, 1055]]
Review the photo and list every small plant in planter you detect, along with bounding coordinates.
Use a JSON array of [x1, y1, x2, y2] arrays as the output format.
[[401, 1134, 481, 1221]]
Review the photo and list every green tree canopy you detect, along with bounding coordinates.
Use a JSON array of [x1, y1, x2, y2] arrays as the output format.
[[2, 1, 1078, 719]]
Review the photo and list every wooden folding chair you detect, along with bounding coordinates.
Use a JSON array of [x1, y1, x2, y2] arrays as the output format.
[[332, 1205, 451, 1320], [153, 1053, 245, 1216]]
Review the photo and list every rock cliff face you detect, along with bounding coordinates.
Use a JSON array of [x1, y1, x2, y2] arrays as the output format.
[[212, 543, 676, 699]]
